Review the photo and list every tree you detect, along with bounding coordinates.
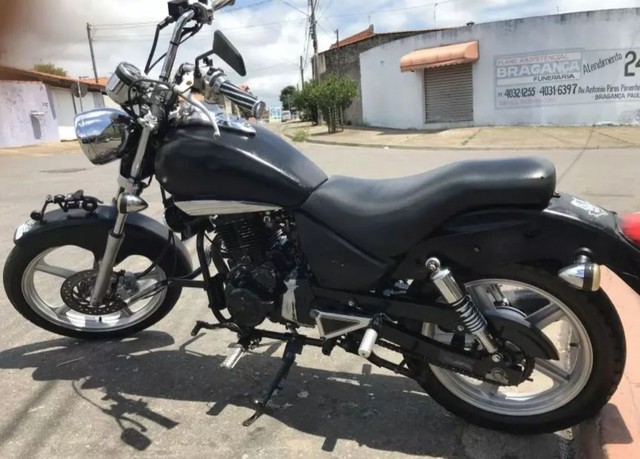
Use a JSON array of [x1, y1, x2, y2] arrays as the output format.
[[33, 63, 68, 77], [293, 81, 319, 124], [315, 75, 358, 133], [279, 85, 296, 111]]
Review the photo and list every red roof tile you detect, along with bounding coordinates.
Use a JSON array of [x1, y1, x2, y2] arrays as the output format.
[[0, 65, 106, 90], [330, 25, 375, 49]]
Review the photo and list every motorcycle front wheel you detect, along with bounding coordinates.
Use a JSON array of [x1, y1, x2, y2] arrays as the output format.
[[3, 237, 182, 340], [406, 264, 626, 434]]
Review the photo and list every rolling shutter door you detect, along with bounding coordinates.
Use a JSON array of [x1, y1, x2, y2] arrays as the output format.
[[424, 64, 473, 123]]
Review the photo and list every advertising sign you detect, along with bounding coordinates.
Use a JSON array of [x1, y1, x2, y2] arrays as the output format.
[[495, 48, 640, 109]]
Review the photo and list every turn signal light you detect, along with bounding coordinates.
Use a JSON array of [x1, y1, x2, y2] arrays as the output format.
[[620, 214, 640, 243]]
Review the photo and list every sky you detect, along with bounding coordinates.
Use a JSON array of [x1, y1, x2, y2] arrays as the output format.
[[2, 0, 639, 106]]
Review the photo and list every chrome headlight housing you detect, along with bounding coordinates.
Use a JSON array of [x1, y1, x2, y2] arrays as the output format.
[[74, 108, 138, 165]]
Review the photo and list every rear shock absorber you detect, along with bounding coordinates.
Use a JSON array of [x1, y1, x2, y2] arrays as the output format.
[[425, 258, 499, 354]]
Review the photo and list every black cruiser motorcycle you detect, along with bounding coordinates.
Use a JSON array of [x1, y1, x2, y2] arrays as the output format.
[[4, 0, 636, 434]]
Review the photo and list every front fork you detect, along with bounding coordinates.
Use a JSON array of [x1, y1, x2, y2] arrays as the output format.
[[89, 119, 155, 306]]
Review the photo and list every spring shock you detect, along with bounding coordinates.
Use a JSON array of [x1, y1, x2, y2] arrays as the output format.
[[425, 258, 499, 354]]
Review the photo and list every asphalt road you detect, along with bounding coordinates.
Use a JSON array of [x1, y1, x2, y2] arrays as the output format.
[[0, 143, 636, 459]]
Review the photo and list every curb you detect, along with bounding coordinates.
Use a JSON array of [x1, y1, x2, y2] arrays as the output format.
[[298, 137, 639, 151], [574, 268, 639, 459]]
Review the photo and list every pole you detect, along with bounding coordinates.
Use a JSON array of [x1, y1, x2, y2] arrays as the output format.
[[300, 55, 305, 88], [77, 84, 84, 112], [86, 23, 99, 82], [434, 3, 438, 28], [309, 0, 321, 123], [309, 0, 319, 82], [335, 29, 341, 76]]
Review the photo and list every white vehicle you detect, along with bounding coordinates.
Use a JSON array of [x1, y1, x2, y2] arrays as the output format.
[[281, 110, 291, 122]]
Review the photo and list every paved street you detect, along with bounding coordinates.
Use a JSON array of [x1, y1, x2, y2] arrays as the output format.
[[0, 143, 637, 458]]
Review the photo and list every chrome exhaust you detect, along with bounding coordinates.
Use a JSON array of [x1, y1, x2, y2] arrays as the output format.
[[558, 254, 601, 291]]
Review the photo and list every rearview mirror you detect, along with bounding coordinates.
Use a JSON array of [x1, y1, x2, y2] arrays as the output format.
[[212, 30, 247, 77]]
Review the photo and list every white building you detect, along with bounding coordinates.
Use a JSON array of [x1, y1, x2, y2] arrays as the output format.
[[360, 8, 640, 129], [0, 66, 107, 148]]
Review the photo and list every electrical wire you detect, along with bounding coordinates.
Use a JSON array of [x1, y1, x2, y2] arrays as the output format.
[[276, 0, 309, 16], [325, 0, 468, 18], [227, 0, 273, 11]]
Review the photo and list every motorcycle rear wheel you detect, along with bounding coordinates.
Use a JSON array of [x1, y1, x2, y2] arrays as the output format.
[[406, 264, 626, 434]]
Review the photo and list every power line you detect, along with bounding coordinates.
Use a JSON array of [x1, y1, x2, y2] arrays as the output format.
[[94, 0, 275, 30], [277, 0, 309, 16], [94, 17, 307, 40], [325, 0, 466, 19], [251, 59, 299, 72], [227, 0, 273, 12], [93, 21, 158, 29]]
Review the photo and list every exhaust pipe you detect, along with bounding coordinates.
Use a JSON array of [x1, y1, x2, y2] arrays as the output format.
[[558, 254, 601, 291]]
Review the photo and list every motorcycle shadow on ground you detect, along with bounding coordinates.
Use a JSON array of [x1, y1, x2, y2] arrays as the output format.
[[0, 330, 567, 456]]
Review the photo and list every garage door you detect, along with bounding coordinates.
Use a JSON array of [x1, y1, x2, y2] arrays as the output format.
[[424, 64, 473, 123]]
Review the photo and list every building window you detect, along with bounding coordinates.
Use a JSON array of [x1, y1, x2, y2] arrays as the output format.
[[424, 63, 473, 123]]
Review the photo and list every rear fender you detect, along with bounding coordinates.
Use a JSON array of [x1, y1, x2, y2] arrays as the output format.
[[13, 205, 192, 276], [394, 194, 640, 295]]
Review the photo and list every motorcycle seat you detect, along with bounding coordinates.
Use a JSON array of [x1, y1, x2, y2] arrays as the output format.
[[300, 157, 556, 257]]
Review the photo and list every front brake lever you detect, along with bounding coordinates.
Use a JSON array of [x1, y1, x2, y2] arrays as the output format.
[[174, 85, 221, 139]]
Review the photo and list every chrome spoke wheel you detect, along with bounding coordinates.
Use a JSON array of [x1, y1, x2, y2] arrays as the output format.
[[21, 246, 167, 332], [424, 279, 593, 417]]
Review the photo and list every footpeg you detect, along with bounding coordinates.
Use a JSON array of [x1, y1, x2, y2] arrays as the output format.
[[358, 327, 379, 358], [221, 343, 246, 369]]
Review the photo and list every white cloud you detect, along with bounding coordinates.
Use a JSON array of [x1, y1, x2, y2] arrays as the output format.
[[4, 0, 639, 106]]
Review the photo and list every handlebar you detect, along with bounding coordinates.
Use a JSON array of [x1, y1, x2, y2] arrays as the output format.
[[214, 0, 236, 11], [159, 9, 195, 82], [206, 69, 266, 118], [219, 81, 266, 118]]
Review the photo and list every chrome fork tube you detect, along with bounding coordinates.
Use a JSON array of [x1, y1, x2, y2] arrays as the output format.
[[90, 123, 153, 306], [89, 213, 126, 305]]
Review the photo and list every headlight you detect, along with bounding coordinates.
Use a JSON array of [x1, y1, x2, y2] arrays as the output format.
[[74, 109, 138, 165]]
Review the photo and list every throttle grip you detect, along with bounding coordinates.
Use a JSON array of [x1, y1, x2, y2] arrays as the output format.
[[218, 81, 266, 118]]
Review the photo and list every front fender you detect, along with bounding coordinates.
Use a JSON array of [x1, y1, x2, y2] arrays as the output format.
[[394, 194, 640, 295], [14, 205, 192, 276]]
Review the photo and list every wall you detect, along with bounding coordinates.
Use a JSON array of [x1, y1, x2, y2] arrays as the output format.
[[360, 8, 640, 128], [0, 81, 59, 148], [47, 86, 105, 140], [320, 31, 429, 125]]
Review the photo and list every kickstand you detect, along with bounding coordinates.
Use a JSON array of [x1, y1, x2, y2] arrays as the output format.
[[242, 337, 303, 427]]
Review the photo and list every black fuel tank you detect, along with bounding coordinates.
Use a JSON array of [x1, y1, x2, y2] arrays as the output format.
[[155, 124, 328, 207]]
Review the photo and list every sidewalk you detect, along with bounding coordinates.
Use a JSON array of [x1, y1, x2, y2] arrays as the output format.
[[0, 141, 80, 156], [578, 269, 640, 459], [282, 122, 640, 150]]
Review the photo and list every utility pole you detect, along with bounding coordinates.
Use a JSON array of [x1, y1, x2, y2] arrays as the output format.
[[335, 29, 341, 76], [86, 23, 99, 82], [434, 3, 439, 28], [309, 0, 319, 82], [300, 55, 305, 88]]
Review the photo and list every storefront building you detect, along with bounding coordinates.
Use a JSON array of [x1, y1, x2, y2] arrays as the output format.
[[360, 8, 640, 129]]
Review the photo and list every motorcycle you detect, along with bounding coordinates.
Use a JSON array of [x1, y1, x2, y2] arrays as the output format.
[[3, 0, 635, 434]]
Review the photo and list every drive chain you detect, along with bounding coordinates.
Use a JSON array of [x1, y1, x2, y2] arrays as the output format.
[[377, 339, 533, 385]]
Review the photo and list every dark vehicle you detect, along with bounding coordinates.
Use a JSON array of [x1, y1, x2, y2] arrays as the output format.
[[4, 0, 634, 435]]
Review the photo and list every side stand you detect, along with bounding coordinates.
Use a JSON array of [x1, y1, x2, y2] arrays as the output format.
[[242, 336, 304, 427]]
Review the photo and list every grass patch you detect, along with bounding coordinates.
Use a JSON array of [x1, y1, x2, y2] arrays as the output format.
[[289, 129, 310, 143]]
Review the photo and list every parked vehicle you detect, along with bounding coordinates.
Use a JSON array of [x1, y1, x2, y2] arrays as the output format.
[[4, 0, 632, 434], [281, 110, 291, 122]]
